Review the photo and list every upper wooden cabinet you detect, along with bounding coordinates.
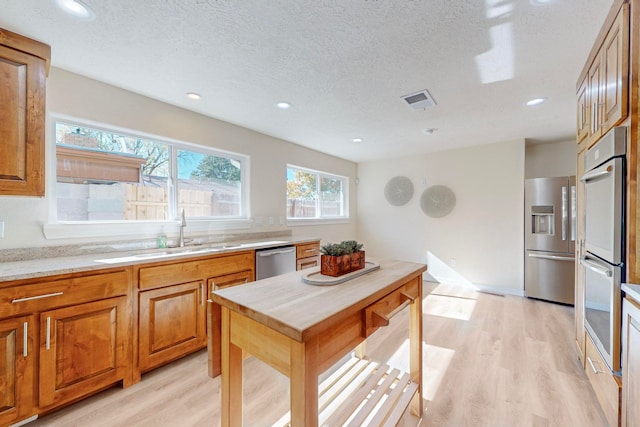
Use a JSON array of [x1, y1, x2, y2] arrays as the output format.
[[0, 28, 50, 196], [576, 3, 629, 148]]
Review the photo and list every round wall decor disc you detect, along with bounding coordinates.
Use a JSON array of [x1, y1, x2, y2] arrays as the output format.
[[420, 185, 456, 218], [384, 176, 414, 206]]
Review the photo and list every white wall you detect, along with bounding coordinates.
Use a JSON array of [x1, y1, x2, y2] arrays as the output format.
[[525, 139, 576, 179], [357, 140, 525, 293], [0, 68, 357, 249]]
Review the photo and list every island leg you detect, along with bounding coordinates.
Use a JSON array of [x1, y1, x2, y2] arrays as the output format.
[[290, 335, 319, 427], [221, 307, 243, 427]]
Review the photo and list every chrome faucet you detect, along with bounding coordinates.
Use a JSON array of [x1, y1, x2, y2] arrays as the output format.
[[179, 208, 187, 247]]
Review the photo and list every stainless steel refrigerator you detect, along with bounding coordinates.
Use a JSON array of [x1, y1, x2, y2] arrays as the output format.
[[524, 176, 576, 304]]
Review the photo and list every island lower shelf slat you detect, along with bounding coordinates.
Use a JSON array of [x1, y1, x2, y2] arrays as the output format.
[[275, 356, 418, 427]]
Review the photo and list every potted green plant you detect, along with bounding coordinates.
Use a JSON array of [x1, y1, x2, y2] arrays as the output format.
[[320, 240, 365, 277]]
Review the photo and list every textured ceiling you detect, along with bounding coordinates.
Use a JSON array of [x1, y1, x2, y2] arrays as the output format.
[[2, 0, 613, 162]]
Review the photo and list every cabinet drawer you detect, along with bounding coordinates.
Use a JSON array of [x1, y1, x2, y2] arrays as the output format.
[[297, 256, 319, 271], [0, 270, 129, 318], [585, 333, 620, 427], [138, 251, 254, 290], [208, 270, 253, 292], [296, 242, 320, 259], [362, 277, 420, 338]]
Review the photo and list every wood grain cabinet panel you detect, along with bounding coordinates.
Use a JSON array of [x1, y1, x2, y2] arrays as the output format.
[[138, 281, 206, 373], [576, 3, 629, 149], [0, 315, 34, 427], [137, 252, 255, 377], [585, 334, 620, 427], [0, 28, 50, 196], [38, 297, 128, 409], [296, 241, 320, 271], [622, 296, 640, 427], [600, 4, 628, 133]]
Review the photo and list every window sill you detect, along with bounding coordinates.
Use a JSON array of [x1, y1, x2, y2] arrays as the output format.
[[43, 218, 252, 240], [286, 217, 350, 227]]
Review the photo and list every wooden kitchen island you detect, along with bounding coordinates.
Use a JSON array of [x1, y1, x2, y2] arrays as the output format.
[[209, 259, 427, 426]]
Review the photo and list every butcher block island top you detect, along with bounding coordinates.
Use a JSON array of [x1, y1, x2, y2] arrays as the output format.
[[210, 258, 427, 427], [210, 258, 426, 342]]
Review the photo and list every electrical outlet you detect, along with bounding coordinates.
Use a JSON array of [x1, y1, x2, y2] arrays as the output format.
[[268, 216, 274, 225], [255, 216, 263, 226], [279, 216, 284, 225], [0, 221, 4, 239]]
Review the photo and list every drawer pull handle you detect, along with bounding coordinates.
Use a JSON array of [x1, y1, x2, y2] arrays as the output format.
[[587, 356, 605, 374], [46, 316, 51, 350], [12, 292, 64, 303], [371, 292, 416, 328], [305, 249, 316, 253], [23, 322, 28, 357]]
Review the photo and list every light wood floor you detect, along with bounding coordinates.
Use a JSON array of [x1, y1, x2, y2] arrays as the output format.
[[29, 282, 607, 427]]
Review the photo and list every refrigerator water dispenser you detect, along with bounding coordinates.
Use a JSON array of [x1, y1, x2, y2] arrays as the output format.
[[531, 205, 554, 235]]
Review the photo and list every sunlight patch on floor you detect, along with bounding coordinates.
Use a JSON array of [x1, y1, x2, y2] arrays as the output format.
[[424, 293, 477, 321], [383, 338, 456, 402]]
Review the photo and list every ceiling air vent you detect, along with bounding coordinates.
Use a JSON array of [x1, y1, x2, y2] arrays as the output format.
[[402, 89, 436, 110]]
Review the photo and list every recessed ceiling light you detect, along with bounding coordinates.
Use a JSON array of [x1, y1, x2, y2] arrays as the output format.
[[186, 92, 201, 100], [53, 0, 95, 20], [276, 102, 291, 109], [525, 97, 547, 106], [352, 138, 363, 143]]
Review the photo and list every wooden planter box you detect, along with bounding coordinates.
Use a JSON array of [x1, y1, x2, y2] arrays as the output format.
[[321, 251, 365, 277]]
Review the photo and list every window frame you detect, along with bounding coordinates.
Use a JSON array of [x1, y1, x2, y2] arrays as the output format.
[[286, 164, 349, 226], [44, 115, 251, 239]]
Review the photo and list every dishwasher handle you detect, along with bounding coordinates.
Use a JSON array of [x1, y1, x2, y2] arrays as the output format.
[[257, 248, 295, 257]]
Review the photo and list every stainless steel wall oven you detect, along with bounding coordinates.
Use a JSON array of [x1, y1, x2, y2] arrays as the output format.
[[580, 126, 626, 374]]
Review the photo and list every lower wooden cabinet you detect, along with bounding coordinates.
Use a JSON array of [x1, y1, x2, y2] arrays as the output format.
[[585, 333, 621, 427], [136, 251, 255, 376], [39, 297, 128, 408], [138, 281, 206, 373], [0, 267, 131, 425], [0, 315, 34, 427], [296, 241, 320, 271], [622, 296, 640, 427]]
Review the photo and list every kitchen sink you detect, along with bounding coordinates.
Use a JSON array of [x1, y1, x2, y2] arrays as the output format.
[[94, 240, 289, 264]]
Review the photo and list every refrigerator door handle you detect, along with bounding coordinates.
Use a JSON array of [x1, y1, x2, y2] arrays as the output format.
[[528, 253, 575, 262], [580, 257, 613, 277], [561, 186, 568, 241], [570, 185, 576, 242]]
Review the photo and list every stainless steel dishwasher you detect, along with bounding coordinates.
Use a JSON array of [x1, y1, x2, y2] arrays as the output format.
[[255, 246, 297, 280]]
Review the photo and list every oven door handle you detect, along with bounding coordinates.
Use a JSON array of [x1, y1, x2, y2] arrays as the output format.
[[580, 257, 613, 277], [580, 165, 613, 182]]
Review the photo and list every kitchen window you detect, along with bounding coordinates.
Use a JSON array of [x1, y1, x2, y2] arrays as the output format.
[[286, 165, 348, 222], [54, 121, 247, 222]]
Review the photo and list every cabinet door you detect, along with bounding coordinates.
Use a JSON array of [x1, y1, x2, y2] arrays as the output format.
[[39, 297, 127, 408], [622, 297, 640, 427], [575, 148, 586, 364], [0, 44, 46, 196], [576, 77, 589, 144], [588, 55, 604, 142], [601, 4, 629, 133], [139, 281, 206, 373], [0, 315, 34, 426]]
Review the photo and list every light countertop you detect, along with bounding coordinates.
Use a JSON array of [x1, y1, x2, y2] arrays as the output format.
[[0, 236, 319, 284], [623, 283, 640, 303]]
